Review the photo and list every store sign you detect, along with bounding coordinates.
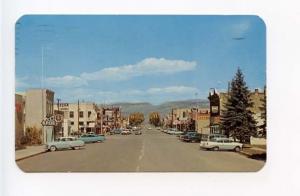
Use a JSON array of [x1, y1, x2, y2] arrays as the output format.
[[59, 103, 69, 111], [41, 114, 64, 126], [211, 106, 219, 114], [55, 114, 64, 122]]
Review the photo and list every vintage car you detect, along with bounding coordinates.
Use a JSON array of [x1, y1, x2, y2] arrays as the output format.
[[181, 132, 201, 142], [178, 131, 195, 138], [200, 137, 243, 152], [79, 133, 106, 143], [134, 130, 142, 135], [121, 129, 131, 135], [46, 137, 85, 152], [112, 128, 122, 134], [167, 128, 178, 135]]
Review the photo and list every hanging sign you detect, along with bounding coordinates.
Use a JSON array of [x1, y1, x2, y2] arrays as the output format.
[[41, 114, 64, 126]]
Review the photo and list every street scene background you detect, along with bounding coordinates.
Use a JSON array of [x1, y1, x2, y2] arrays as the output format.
[[15, 15, 266, 172]]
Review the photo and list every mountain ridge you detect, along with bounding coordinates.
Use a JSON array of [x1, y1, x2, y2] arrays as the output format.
[[103, 99, 210, 118]]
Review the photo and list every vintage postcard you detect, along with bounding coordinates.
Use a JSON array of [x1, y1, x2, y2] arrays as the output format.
[[15, 15, 266, 172]]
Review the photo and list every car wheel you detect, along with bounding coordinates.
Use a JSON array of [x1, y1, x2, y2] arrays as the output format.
[[213, 146, 219, 151], [73, 146, 79, 150], [234, 146, 241, 152], [50, 146, 57, 152]]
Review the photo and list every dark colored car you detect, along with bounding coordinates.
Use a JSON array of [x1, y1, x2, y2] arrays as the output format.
[[178, 131, 196, 139], [181, 132, 201, 143]]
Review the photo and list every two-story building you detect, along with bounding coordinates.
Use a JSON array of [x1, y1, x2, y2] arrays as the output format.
[[25, 89, 55, 144], [54, 102, 101, 135]]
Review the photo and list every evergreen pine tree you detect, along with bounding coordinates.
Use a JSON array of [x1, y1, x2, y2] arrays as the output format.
[[258, 86, 267, 138], [220, 68, 257, 143]]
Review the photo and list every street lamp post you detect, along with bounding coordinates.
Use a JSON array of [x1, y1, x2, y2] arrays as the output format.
[[195, 93, 198, 132], [57, 98, 61, 137]]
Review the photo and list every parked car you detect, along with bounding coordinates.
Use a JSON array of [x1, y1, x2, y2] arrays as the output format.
[[173, 130, 184, 135], [178, 131, 195, 138], [46, 137, 85, 152], [134, 130, 142, 135], [181, 132, 201, 142], [112, 128, 122, 134], [200, 137, 243, 152], [167, 128, 178, 135], [148, 127, 152, 130], [79, 133, 106, 143], [121, 129, 131, 135], [201, 134, 227, 142]]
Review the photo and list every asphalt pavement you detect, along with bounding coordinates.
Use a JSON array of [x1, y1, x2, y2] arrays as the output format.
[[16, 128, 265, 172]]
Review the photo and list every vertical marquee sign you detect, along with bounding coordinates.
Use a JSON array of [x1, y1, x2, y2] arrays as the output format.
[[208, 89, 220, 117]]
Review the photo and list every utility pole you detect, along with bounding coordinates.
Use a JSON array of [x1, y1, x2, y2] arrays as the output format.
[[41, 46, 45, 143], [100, 111, 103, 135], [77, 99, 80, 134], [57, 98, 61, 111], [171, 108, 174, 129], [56, 98, 61, 137], [195, 93, 198, 132]]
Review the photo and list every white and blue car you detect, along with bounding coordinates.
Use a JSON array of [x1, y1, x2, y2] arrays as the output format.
[[78, 133, 106, 143], [46, 137, 85, 152]]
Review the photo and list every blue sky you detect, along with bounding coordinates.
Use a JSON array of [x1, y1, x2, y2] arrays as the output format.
[[16, 15, 266, 104]]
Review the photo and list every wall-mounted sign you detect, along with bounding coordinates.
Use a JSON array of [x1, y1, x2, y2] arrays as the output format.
[[208, 90, 220, 116], [211, 106, 219, 114], [55, 114, 63, 123], [59, 103, 69, 111], [59, 103, 69, 107], [41, 114, 64, 126]]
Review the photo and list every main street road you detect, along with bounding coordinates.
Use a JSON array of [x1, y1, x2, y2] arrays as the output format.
[[17, 128, 265, 172]]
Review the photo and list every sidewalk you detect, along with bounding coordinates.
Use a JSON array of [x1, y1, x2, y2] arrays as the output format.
[[15, 145, 47, 161], [240, 145, 266, 160]]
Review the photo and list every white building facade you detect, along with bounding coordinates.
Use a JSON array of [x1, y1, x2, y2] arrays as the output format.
[[54, 102, 100, 134], [25, 89, 55, 144]]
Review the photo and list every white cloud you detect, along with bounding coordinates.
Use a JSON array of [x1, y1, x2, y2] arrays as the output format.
[[45, 75, 88, 88], [80, 57, 197, 81], [43, 57, 197, 88]]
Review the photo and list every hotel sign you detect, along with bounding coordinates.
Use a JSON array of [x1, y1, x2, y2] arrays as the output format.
[[59, 103, 69, 111]]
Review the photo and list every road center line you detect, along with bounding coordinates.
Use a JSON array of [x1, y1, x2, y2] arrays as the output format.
[[136, 140, 145, 171]]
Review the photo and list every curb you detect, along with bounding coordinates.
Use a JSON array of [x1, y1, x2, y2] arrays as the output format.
[[239, 150, 266, 161], [239, 151, 252, 157], [15, 150, 47, 162]]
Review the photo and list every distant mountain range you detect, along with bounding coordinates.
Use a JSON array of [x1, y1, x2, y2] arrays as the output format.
[[104, 99, 209, 118]]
